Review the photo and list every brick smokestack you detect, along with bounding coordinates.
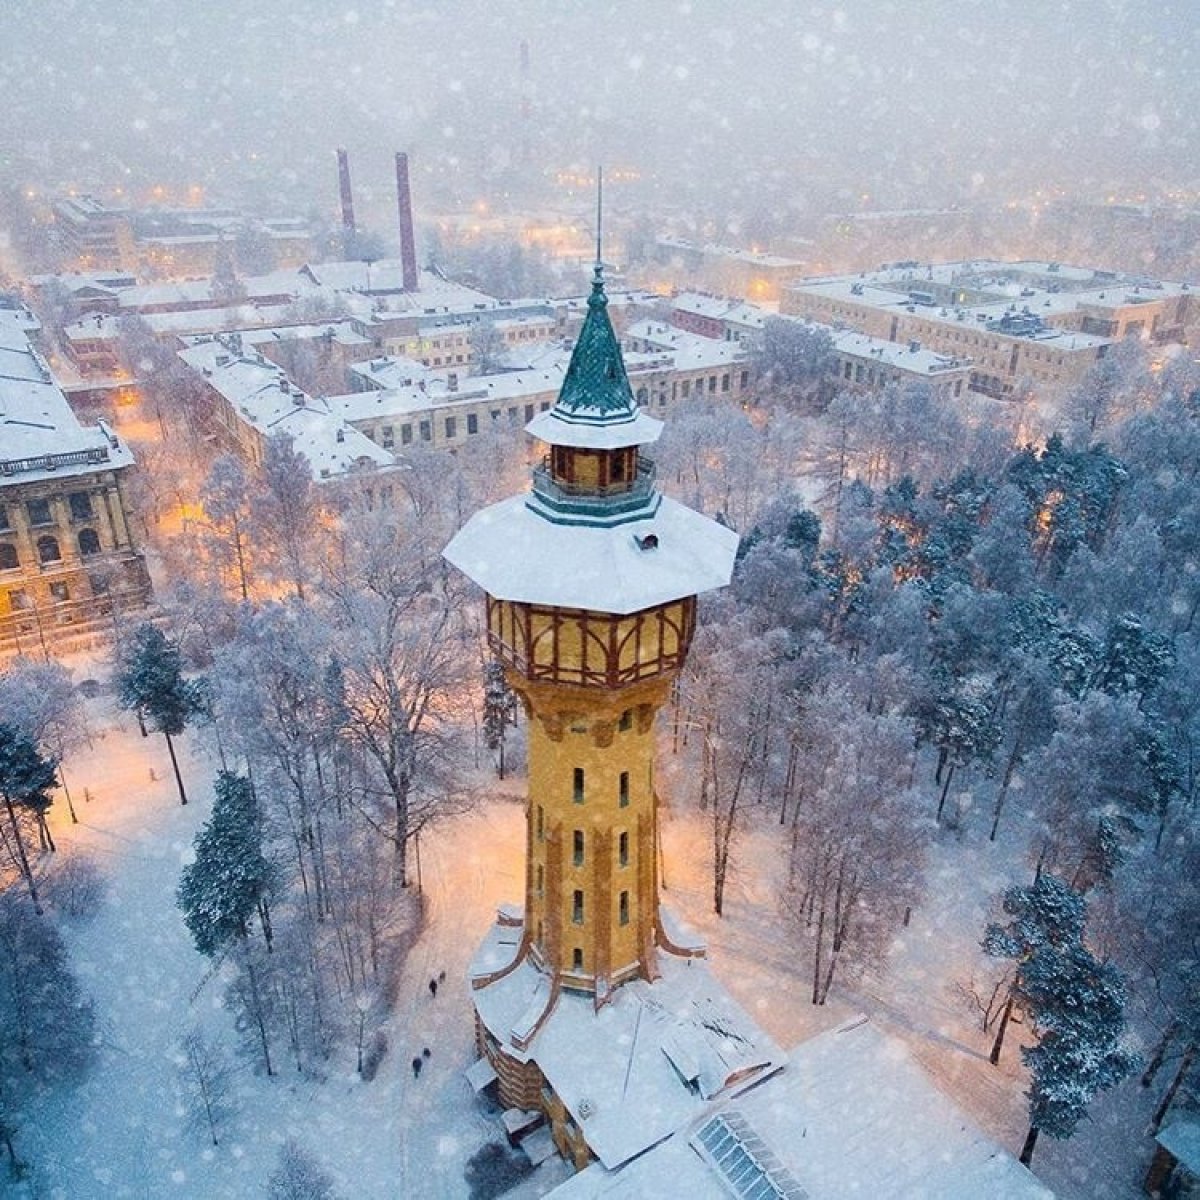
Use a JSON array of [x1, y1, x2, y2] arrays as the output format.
[[394, 151, 419, 293], [336, 148, 356, 233]]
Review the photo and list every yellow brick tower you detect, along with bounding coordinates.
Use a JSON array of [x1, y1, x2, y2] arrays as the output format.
[[444, 221, 769, 1172]]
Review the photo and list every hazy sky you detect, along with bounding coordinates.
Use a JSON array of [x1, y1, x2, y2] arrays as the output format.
[[3, 1, 1198, 215]]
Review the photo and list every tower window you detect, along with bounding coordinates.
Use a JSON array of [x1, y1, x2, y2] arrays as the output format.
[[619, 891, 629, 926], [619, 832, 629, 867], [573, 768, 585, 804], [572, 890, 584, 925], [618, 709, 632, 732], [536, 805, 544, 841], [619, 771, 629, 808], [573, 948, 583, 972], [573, 830, 584, 866], [536, 864, 544, 896]]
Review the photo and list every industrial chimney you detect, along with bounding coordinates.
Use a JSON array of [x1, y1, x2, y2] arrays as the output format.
[[394, 151, 419, 293], [336, 148, 356, 233]]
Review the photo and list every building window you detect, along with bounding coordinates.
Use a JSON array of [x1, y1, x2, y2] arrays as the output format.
[[27, 499, 52, 527], [419, 420, 431, 442], [536, 805, 544, 841], [682, 379, 690, 397], [524, 404, 534, 421], [49, 581, 69, 603], [0, 544, 17, 571], [540, 401, 550, 412], [740, 370, 749, 389], [573, 830, 584, 866], [8, 589, 29, 612], [619, 832, 629, 867], [572, 948, 583, 972], [572, 890, 584, 924], [381, 425, 395, 448], [618, 709, 632, 732], [721, 373, 730, 392], [0, 506, 11, 531], [619, 771, 629, 808], [573, 768, 585, 804], [77, 529, 101, 557], [467, 413, 478, 435], [619, 891, 629, 926], [68, 492, 93, 521], [708, 376, 717, 393], [445, 416, 457, 439], [37, 535, 61, 564], [401, 424, 413, 445], [536, 864, 544, 896]]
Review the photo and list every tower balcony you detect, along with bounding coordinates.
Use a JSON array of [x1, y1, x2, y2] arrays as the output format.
[[527, 456, 659, 528]]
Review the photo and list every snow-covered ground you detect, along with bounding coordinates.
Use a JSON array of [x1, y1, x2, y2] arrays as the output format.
[[12, 681, 1156, 1199]]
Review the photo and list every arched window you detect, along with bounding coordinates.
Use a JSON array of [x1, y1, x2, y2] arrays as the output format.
[[37, 535, 61, 564], [0, 543, 17, 571], [77, 528, 101, 557]]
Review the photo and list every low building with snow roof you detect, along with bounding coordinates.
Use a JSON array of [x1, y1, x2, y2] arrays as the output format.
[[548, 1017, 1054, 1199], [779, 259, 1199, 399], [176, 335, 394, 481], [0, 328, 150, 654]]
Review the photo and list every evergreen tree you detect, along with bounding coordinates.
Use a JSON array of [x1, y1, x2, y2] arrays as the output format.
[[1017, 943, 1136, 1165], [0, 891, 95, 1172], [982, 873, 1086, 1065], [482, 659, 518, 779], [177, 771, 274, 958], [0, 723, 59, 912], [116, 623, 203, 805]]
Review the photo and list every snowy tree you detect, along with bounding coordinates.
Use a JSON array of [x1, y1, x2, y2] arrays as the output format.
[[482, 658, 518, 779], [749, 317, 836, 410], [178, 771, 274, 958], [201, 454, 254, 602], [983, 873, 1087, 1066], [178, 1029, 236, 1146], [321, 513, 468, 888], [469, 319, 506, 375], [267, 1140, 340, 1200], [116, 622, 204, 805], [0, 891, 95, 1172], [0, 658, 86, 823], [1017, 943, 1136, 1165], [0, 723, 59, 911], [784, 689, 928, 1003], [251, 434, 324, 602]]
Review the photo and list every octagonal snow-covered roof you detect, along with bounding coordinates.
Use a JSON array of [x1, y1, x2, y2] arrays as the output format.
[[443, 492, 737, 615]]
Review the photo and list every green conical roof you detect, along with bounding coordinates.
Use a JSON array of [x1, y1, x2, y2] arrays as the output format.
[[552, 264, 638, 425]]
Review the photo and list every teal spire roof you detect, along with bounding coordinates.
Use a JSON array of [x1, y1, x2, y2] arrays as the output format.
[[553, 264, 637, 425], [525, 263, 664, 450]]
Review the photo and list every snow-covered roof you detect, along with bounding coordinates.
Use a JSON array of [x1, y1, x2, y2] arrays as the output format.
[[626, 321, 750, 371], [470, 914, 785, 1171], [551, 1018, 1055, 1199], [0, 331, 135, 484], [177, 338, 393, 481], [671, 292, 767, 330], [63, 313, 123, 342], [443, 491, 737, 613]]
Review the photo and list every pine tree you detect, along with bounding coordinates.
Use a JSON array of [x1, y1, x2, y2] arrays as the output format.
[[983, 873, 1086, 1064], [482, 658, 518, 779], [1017, 943, 1137, 1165], [177, 772, 274, 958], [0, 724, 59, 912], [116, 623, 203, 805]]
